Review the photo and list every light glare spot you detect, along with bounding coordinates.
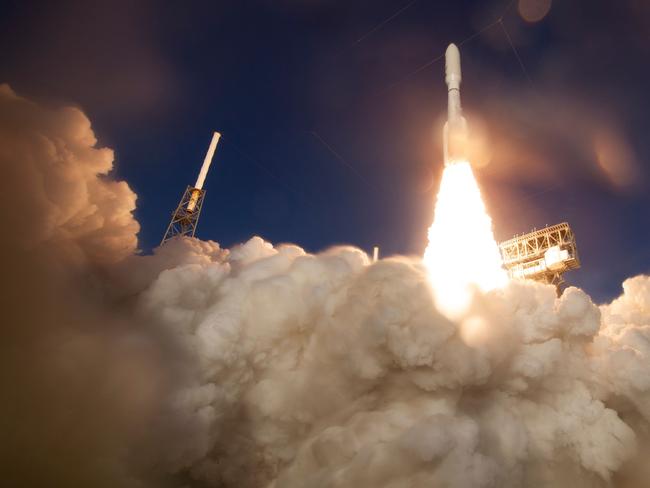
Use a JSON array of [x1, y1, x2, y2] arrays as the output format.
[[518, 0, 552, 23]]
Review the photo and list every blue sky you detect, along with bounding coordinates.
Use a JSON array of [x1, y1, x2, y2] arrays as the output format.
[[2, 0, 648, 302]]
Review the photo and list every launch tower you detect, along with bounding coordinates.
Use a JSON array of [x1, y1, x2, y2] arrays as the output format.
[[161, 132, 221, 245], [499, 222, 580, 291]]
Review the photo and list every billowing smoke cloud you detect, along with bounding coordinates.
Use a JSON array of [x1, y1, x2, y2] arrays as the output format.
[[0, 84, 139, 264], [0, 85, 159, 488], [1, 87, 650, 488], [138, 239, 650, 488]]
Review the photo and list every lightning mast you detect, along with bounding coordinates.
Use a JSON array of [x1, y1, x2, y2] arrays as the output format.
[[161, 131, 221, 245]]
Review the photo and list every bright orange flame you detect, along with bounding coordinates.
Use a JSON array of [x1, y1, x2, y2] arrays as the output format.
[[424, 161, 507, 317]]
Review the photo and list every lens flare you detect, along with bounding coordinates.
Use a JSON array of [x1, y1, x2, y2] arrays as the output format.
[[424, 161, 507, 317]]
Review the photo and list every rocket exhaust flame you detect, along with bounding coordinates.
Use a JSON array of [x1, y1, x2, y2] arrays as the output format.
[[423, 161, 507, 316]]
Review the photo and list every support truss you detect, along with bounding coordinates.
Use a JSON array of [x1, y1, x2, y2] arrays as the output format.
[[161, 186, 206, 245], [499, 222, 580, 294]]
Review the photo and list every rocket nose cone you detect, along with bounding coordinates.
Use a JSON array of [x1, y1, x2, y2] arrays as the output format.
[[446, 43, 459, 57], [445, 43, 462, 87]]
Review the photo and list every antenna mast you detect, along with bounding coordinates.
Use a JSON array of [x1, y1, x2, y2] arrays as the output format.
[[161, 131, 221, 245]]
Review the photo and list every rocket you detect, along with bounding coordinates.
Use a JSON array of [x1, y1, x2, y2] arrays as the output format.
[[443, 43, 467, 165]]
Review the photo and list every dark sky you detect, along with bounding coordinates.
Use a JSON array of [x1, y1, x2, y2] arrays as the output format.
[[1, 0, 648, 302]]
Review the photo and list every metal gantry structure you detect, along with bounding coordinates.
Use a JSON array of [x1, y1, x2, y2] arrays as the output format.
[[161, 132, 221, 245], [161, 185, 207, 243], [499, 222, 580, 292]]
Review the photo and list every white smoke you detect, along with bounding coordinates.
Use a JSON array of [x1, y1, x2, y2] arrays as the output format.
[[1, 86, 649, 488], [133, 237, 650, 488]]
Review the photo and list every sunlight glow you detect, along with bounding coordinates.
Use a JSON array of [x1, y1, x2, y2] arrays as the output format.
[[424, 161, 508, 317]]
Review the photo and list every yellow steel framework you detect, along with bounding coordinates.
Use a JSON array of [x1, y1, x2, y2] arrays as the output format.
[[499, 222, 580, 291], [161, 186, 206, 245]]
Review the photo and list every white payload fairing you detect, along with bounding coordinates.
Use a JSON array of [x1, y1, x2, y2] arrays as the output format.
[[443, 43, 468, 165]]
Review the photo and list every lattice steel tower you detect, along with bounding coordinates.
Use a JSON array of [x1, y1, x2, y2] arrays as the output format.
[[161, 132, 221, 245]]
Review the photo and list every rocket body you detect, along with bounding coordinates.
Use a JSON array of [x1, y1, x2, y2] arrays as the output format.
[[443, 44, 467, 165]]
